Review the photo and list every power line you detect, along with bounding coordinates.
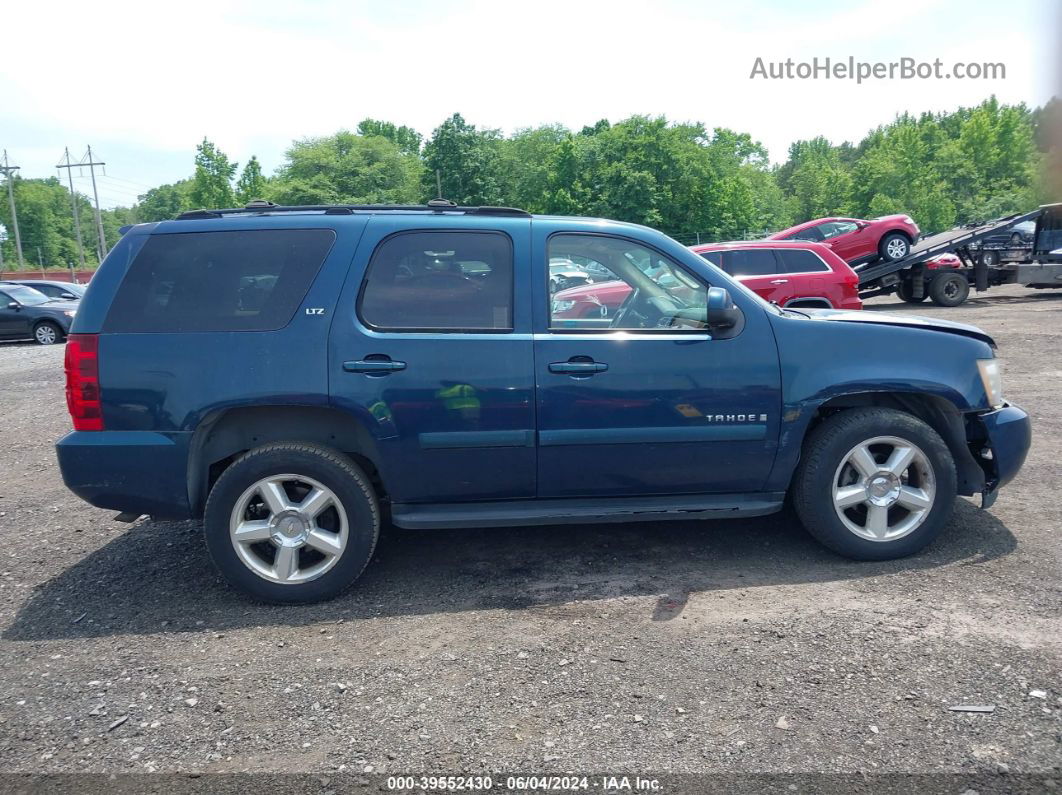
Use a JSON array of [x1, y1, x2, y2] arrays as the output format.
[[0, 150, 25, 269], [55, 148, 88, 268]]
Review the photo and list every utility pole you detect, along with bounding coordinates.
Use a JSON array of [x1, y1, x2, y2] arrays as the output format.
[[0, 151, 25, 269], [56, 148, 86, 269], [83, 146, 107, 260]]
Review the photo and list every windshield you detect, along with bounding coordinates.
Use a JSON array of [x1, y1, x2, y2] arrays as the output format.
[[3, 285, 51, 306]]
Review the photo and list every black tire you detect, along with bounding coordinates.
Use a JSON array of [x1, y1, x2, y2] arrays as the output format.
[[204, 443, 379, 603], [32, 321, 63, 345], [879, 232, 910, 262], [928, 272, 970, 307], [981, 250, 998, 266], [895, 279, 926, 303], [1009, 232, 1022, 246], [792, 408, 957, 561]]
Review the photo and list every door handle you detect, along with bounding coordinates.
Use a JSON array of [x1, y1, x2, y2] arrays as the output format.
[[344, 358, 407, 374], [549, 360, 608, 375], [769, 279, 789, 284]]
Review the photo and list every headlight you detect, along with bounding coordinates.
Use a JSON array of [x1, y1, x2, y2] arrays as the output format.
[[63, 310, 76, 318], [552, 300, 575, 313], [977, 358, 1003, 409]]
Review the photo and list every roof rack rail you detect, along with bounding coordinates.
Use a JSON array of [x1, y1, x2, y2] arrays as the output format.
[[175, 201, 531, 220]]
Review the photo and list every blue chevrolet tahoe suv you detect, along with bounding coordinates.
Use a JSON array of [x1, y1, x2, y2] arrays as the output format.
[[56, 201, 1032, 603]]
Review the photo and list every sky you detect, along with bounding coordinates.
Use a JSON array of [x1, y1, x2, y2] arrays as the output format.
[[1, 0, 1056, 208]]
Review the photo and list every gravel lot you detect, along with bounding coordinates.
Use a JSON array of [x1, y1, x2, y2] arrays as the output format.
[[0, 284, 1059, 781]]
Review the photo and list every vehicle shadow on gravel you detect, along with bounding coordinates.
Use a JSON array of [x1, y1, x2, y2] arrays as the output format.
[[4, 499, 1016, 641]]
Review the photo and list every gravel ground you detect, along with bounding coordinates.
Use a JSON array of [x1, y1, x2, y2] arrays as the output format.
[[0, 284, 1059, 781]]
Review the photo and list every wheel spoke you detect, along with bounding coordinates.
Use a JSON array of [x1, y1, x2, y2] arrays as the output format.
[[865, 505, 889, 538], [305, 528, 343, 558], [273, 545, 299, 581], [232, 519, 272, 544], [897, 486, 932, 511], [299, 487, 334, 520], [834, 485, 867, 509], [849, 445, 879, 478], [884, 445, 916, 476], [259, 480, 291, 516]]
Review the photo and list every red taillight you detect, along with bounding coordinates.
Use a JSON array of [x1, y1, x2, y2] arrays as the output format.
[[65, 334, 103, 431]]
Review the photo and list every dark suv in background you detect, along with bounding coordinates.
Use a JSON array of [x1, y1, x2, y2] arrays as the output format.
[[56, 202, 1030, 603], [0, 283, 78, 344]]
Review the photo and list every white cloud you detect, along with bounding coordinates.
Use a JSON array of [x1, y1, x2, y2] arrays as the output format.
[[2, 0, 1054, 203]]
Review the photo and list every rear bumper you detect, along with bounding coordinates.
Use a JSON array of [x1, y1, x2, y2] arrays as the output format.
[[56, 431, 193, 519], [971, 403, 1031, 505]]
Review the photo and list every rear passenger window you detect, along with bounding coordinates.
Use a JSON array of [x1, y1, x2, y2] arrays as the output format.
[[778, 249, 830, 273], [358, 231, 513, 331], [104, 229, 335, 333], [726, 249, 779, 277], [698, 251, 723, 267]]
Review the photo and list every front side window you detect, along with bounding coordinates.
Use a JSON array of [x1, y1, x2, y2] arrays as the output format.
[[359, 231, 513, 331], [548, 234, 707, 331], [778, 249, 830, 273]]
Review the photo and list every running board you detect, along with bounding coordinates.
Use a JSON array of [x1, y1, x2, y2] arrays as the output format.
[[390, 492, 785, 530]]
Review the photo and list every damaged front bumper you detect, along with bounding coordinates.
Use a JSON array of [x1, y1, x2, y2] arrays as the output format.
[[967, 402, 1032, 508]]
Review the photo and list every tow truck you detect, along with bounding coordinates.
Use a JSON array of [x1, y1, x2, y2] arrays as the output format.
[[855, 203, 1062, 306]]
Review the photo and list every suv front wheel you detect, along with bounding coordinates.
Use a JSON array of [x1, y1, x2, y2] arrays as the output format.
[[792, 408, 956, 560], [204, 443, 379, 603]]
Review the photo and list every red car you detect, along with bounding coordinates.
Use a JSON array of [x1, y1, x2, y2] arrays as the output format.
[[550, 241, 861, 319], [768, 214, 921, 266]]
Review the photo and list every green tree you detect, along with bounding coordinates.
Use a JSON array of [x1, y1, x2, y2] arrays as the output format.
[[134, 179, 194, 222], [270, 130, 423, 205], [190, 138, 237, 209], [235, 156, 268, 204], [422, 113, 503, 205], [357, 119, 422, 156]]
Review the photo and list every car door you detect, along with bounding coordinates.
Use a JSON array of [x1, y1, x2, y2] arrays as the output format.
[[774, 248, 830, 305], [533, 227, 782, 498], [819, 220, 863, 262], [329, 215, 536, 504], [0, 290, 27, 337], [723, 248, 794, 305]]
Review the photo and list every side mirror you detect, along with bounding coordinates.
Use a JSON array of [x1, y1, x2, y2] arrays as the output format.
[[706, 287, 741, 330], [856, 221, 870, 230], [7, 302, 19, 310], [60, 293, 76, 300]]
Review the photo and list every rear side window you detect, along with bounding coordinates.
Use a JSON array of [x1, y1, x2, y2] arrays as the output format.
[[778, 249, 830, 273], [698, 251, 723, 267], [358, 231, 513, 331], [726, 249, 779, 277], [104, 229, 335, 333]]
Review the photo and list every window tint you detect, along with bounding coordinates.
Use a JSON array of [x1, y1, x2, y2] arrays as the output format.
[[104, 229, 335, 333], [549, 234, 707, 331], [726, 249, 779, 277], [698, 251, 723, 267], [2, 285, 50, 305], [778, 249, 830, 273], [358, 231, 513, 331]]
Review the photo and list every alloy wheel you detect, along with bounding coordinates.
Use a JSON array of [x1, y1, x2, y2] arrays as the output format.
[[831, 436, 936, 542], [228, 474, 348, 584]]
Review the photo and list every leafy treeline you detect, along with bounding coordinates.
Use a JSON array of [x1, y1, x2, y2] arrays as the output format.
[[1, 96, 1056, 268]]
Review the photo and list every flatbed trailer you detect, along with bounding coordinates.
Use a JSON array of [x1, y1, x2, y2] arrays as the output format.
[[855, 203, 1062, 306]]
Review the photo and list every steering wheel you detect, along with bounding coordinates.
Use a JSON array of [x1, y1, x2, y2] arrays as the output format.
[[610, 288, 684, 329]]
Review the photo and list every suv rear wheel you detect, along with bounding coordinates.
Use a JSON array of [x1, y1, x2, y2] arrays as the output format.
[[895, 279, 926, 303], [204, 443, 379, 603], [792, 408, 956, 560]]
